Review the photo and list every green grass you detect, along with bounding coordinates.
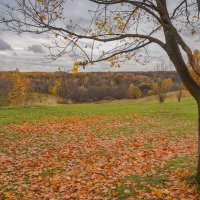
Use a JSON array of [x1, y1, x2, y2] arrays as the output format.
[[0, 96, 197, 128]]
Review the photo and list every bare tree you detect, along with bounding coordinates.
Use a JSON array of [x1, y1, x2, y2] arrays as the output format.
[[177, 81, 184, 102], [1, 0, 200, 182]]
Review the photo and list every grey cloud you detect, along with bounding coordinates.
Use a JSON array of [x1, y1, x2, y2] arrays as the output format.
[[0, 0, 197, 72], [27, 44, 45, 54], [0, 39, 12, 51], [12, 52, 18, 56]]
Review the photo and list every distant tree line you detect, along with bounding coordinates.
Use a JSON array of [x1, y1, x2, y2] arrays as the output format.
[[0, 71, 182, 106]]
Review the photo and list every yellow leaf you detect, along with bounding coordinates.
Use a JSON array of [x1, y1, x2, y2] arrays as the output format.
[[152, 188, 163, 198], [86, 181, 92, 190], [74, 61, 81, 67], [191, 28, 197, 35], [194, 49, 200, 58], [108, 28, 113, 34], [39, 15, 46, 22], [4, 192, 12, 198], [72, 68, 78, 73]]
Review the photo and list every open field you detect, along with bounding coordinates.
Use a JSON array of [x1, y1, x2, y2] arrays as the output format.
[[0, 96, 199, 199]]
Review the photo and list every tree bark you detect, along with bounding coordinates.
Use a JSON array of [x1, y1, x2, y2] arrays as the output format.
[[196, 101, 200, 184], [164, 33, 200, 183], [165, 34, 200, 183], [164, 32, 200, 100], [157, 0, 200, 99], [197, 0, 200, 12], [162, 18, 200, 184]]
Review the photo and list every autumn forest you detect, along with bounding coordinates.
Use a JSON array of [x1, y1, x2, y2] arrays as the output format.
[[0, 71, 181, 106]]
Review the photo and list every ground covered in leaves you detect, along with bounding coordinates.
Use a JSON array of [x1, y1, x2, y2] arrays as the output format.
[[0, 98, 199, 199]]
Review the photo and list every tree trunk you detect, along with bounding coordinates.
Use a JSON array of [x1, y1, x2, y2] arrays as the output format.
[[196, 101, 200, 184], [162, 21, 200, 184]]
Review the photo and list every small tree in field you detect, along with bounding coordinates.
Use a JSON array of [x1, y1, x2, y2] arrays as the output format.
[[0, 72, 13, 106], [50, 78, 71, 104], [49, 78, 62, 95], [3, 0, 200, 182], [150, 78, 172, 103], [176, 82, 184, 103], [128, 83, 141, 100], [8, 73, 30, 105]]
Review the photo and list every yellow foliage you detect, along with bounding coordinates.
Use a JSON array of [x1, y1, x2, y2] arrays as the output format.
[[189, 49, 200, 85], [39, 15, 46, 22], [191, 28, 197, 35], [108, 28, 113, 34], [74, 61, 82, 67], [150, 78, 172, 103], [72, 61, 81, 73], [49, 78, 61, 95], [152, 188, 163, 198], [3, 191, 15, 199], [152, 78, 172, 93], [8, 73, 30, 106], [128, 83, 141, 99], [96, 20, 107, 30], [72, 67, 78, 73], [194, 49, 200, 66], [107, 57, 120, 67]]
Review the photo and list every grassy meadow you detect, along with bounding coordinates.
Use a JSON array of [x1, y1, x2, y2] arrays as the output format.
[[0, 95, 200, 199]]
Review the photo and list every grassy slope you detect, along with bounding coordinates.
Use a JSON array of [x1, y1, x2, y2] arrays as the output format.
[[0, 96, 197, 127]]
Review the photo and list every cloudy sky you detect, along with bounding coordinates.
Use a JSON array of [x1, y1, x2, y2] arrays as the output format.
[[0, 0, 199, 72]]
